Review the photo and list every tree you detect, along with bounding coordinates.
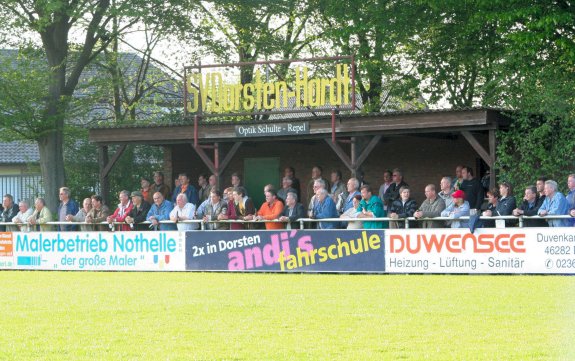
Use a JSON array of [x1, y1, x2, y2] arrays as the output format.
[[489, 0, 575, 188], [317, 0, 424, 112], [405, 1, 506, 107], [0, 0, 187, 210]]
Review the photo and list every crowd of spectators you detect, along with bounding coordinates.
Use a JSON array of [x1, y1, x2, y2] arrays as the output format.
[[1, 167, 575, 232]]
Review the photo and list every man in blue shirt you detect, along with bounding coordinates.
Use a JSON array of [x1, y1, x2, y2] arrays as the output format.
[[57, 187, 80, 231], [538, 180, 569, 227], [147, 192, 176, 230], [312, 189, 338, 229], [171, 173, 199, 206]]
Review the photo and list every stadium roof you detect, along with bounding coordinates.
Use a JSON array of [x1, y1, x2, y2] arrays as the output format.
[[88, 107, 512, 143]]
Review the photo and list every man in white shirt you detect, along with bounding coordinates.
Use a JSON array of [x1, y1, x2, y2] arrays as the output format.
[[12, 200, 34, 232], [170, 193, 198, 230]]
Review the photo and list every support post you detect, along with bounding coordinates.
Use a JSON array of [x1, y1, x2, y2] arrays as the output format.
[[461, 131, 493, 168], [331, 108, 336, 143], [489, 129, 496, 190], [192, 142, 243, 190], [98, 145, 110, 205]]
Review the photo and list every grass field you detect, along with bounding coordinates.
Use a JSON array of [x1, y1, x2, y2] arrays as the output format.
[[1, 272, 574, 360]]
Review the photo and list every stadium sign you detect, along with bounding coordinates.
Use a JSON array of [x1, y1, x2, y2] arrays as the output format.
[[1, 231, 186, 271], [184, 56, 355, 117], [235, 122, 309, 137], [185, 229, 386, 273], [385, 228, 575, 274]]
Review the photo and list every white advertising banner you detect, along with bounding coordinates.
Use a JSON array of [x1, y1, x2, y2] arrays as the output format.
[[0, 231, 185, 271], [385, 228, 575, 274]]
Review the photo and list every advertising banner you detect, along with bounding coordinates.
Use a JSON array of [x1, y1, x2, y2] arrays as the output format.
[[1, 231, 186, 271], [386, 228, 575, 274], [185, 229, 385, 272], [0, 232, 14, 269]]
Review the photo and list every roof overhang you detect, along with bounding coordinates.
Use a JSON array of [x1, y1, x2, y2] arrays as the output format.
[[88, 108, 513, 146]]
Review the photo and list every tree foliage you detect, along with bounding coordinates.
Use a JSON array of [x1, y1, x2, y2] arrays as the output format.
[[486, 0, 575, 190], [0, 0, 190, 209], [317, 0, 424, 111], [2, 0, 575, 200]]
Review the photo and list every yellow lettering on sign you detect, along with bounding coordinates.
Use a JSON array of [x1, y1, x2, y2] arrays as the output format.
[[187, 64, 351, 114]]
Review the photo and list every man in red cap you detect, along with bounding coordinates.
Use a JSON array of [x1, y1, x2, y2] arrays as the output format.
[[440, 189, 470, 228]]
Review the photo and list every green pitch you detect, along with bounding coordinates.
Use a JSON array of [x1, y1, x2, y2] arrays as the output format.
[[1, 272, 573, 360]]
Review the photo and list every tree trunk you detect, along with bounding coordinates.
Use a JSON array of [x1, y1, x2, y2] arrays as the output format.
[[38, 129, 66, 214]]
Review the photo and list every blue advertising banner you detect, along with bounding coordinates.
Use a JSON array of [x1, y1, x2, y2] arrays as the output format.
[[0, 231, 186, 271], [185, 229, 385, 272]]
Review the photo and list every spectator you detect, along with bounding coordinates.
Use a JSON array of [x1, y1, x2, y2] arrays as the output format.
[[231, 172, 242, 190], [171, 173, 199, 206], [279, 192, 306, 230], [218, 187, 238, 229], [566, 174, 575, 226], [383, 168, 408, 208], [208, 174, 217, 194], [57, 187, 79, 231], [195, 195, 212, 220], [203, 190, 228, 230], [197, 174, 210, 203], [481, 188, 500, 228], [85, 195, 110, 231], [340, 194, 363, 229], [480, 170, 491, 192], [329, 170, 346, 204], [378, 170, 393, 210], [438, 176, 454, 210], [283, 167, 301, 199], [536, 176, 548, 200], [308, 179, 326, 218], [277, 177, 297, 203], [28, 197, 53, 231], [513, 186, 547, 227], [459, 166, 484, 211], [252, 189, 284, 230], [306, 166, 329, 206], [452, 165, 464, 190], [66, 197, 93, 232], [341, 177, 361, 214], [12, 200, 34, 232], [140, 178, 153, 204], [107, 190, 134, 231], [125, 191, 151, 231], [496, 181, 517, 226], [356, 169, 368, 187], [414, 184, 446, 228], [226, 187, 255, 230], [170, 193, 198, 231], [441, 190, 470, 229], [358, 184, 387, 229], [0, 194, 19, 231], [147, 192, 176, 231], [151, 171, 171, 200], [312, 188, 338, 229], [389, 186, 418, 229], [538, 180, 569, 227]]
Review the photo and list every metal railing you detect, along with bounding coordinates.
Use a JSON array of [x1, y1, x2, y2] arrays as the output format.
[[298, 215, 573, 229], [0, 214, 572, 231]]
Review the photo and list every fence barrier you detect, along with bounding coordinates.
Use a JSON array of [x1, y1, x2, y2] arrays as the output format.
[[0, 214, 572, 231]]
